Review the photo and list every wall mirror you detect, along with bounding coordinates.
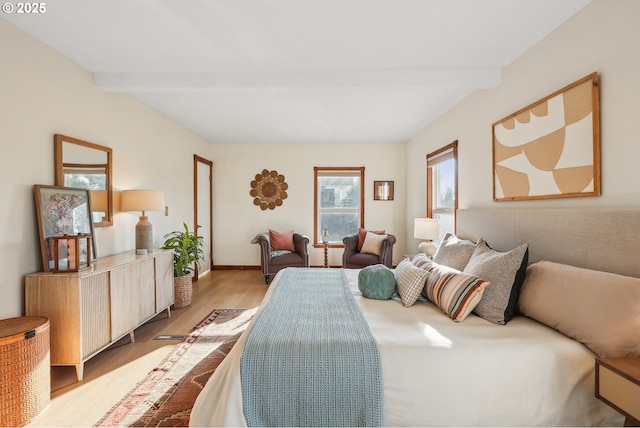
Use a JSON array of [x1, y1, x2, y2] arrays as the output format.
[[54, 134, 113, 227]]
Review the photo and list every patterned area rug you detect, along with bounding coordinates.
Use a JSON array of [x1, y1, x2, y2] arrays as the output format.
[[95, 308, 256, 427]]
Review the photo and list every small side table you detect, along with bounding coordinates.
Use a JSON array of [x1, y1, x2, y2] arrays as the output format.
[[0, 316, 50, 427], [595, 357, 640, 426], [323, 243, 329, 268]]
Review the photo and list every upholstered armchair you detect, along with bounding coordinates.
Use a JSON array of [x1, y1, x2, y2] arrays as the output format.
[[256, 231, 309, 284], [342, 232, 396, 269]]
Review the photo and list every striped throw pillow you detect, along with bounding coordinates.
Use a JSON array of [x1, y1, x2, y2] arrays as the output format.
[[394, 258, 429, 307], [419, 258, 490, 322]]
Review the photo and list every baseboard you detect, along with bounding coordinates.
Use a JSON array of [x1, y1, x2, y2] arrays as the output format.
[[211, 265, 342, 270], [212, 265, 261, 270]]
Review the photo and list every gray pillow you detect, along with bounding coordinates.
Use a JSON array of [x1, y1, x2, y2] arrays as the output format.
[[433, 232, 476, 271], [463, 238, 528, 325]]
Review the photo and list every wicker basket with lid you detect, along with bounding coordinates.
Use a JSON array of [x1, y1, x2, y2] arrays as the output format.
[[0, 316, 50, 427]]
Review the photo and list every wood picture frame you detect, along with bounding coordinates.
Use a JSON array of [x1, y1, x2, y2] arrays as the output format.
[[34, 185, 96, 271], [492, 72, 600, 201], [374, 181, 394, 201]]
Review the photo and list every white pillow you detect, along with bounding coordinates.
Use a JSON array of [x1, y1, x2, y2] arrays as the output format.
[[360, 231, 388, 256], [394, 258, 428, 307], [518, 261, 640, 358]]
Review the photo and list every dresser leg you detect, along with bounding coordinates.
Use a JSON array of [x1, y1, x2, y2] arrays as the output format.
[[75, 364, 84, 382]]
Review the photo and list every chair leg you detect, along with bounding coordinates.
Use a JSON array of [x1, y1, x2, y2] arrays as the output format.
[[264, 274, 270, 284]]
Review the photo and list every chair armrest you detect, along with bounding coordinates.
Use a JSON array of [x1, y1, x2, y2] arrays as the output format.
[[379, 234, 396, 267], [256, 234, 271, 273], [342, 234, 359, 265], [293, 233, 310, 267]]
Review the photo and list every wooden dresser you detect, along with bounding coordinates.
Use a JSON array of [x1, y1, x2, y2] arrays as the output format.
[[25, 250, 174, 381]]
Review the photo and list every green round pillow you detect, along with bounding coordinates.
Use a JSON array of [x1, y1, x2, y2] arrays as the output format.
[[358, 264, 396, 300]]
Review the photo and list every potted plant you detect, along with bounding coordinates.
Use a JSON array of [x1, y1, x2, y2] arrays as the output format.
[[162, 222, 205, 308], [322, 226, 330, 243]]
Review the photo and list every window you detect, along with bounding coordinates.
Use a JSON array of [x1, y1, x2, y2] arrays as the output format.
[[314, 167, 364, 247], [427, 141, 458, 240], [63, 166, 107, 190]]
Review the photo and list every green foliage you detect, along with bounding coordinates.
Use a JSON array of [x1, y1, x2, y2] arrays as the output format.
[[162, 223, 205, 277]]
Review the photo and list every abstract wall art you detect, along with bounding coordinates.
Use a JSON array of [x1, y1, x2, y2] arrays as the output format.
[[492, 72, 600, 201]]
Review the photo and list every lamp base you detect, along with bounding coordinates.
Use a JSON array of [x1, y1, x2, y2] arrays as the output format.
[[418, 240, 437, 259], [135, 215, 154, 252]]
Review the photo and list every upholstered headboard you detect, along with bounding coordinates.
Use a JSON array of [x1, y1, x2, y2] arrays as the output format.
[[456, 208, 640, 278]]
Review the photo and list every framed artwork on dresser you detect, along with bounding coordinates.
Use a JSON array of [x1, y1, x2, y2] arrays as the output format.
[[492, 72, 600, 201], [33, 185, 96, 271]]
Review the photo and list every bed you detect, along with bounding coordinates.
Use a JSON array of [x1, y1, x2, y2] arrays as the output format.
[[190, 208, 640, 427]]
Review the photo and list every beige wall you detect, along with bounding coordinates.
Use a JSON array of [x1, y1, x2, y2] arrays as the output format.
[[208, 143, 406, 268], [0, 19, 406, 319], [2, 0, 638, 319], [0, 19, 209, 318], [405, 0, 640, 247]]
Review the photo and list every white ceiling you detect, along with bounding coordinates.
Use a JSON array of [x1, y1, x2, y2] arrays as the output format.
[[3, 0, 591, 144]]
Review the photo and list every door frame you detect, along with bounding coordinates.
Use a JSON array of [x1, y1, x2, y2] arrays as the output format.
[[194, 154, 213, 278]]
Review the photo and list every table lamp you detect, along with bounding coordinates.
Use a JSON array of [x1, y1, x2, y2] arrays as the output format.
[[414, 218, 440, 259], [121, 190, 165, 253]]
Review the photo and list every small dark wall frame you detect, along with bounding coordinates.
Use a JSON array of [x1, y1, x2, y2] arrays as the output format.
[[373, 181, 394, 201]]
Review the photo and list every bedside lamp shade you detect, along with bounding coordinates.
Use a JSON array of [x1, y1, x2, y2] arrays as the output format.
[[414, 218, 440, 259], [121, 190, 165, 252]]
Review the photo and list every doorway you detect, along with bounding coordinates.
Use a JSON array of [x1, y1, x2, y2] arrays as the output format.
[[194, 155, 213, 277]]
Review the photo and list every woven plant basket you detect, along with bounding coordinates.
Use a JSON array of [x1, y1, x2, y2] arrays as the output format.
[[0, 317, 50, 427], [173, 275, 193, 308]]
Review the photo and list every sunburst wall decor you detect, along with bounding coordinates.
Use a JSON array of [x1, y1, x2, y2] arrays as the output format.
[[250, 169, 288, 210]]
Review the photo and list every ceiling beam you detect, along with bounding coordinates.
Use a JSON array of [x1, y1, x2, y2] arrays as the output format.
[[93, 68, 501, 92]]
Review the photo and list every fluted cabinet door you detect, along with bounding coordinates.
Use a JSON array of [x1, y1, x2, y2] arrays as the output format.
[[109, 265, 139, 341], [155, 251, 174, 311], [25, 250, 174, 381], [80, 272, 110, 359], [136, 259, 156, 322]]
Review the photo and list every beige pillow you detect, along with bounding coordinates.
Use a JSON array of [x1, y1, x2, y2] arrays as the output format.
[[518, 261, 640, 358], [394, 258, 428, 307], [360, 231, 388, 256], [357, 228, 385, 251]]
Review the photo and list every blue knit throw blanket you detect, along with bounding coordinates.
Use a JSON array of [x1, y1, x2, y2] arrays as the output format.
[[240, 268, 383, 427]]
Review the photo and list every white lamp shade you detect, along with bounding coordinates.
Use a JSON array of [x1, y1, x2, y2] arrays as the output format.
[[121, 190, 165, 212], [414, 218, 440, 240]]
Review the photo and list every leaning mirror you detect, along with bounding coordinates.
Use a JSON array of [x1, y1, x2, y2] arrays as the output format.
[[54, 134, 113, 227]]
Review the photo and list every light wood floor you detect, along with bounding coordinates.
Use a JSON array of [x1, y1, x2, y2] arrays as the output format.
[[27, 269, 267, 427]]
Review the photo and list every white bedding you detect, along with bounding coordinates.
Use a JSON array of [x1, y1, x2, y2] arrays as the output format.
[[190, 268, 621, 427]]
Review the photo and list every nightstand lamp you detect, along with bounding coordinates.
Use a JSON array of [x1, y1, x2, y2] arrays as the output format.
[[121, 190, 165, 253], [414, 218, 440, 259]]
